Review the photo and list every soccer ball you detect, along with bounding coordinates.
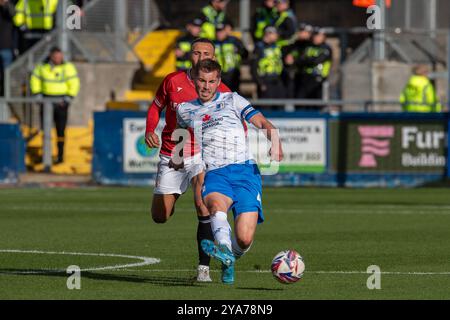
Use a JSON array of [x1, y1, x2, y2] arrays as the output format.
[[271, 250, 305, 284]]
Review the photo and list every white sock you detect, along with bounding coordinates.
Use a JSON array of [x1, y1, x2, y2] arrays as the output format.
[[210, 211, 232, 251], [231, 235, 252, 259]]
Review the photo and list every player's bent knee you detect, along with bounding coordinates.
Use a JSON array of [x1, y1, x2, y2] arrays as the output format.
[[151, 207, 173, 224], [152, 216, 166, 224], [151, 212, 168, 224], [237, 236, 253, 249], [206, 201, 225, 214]]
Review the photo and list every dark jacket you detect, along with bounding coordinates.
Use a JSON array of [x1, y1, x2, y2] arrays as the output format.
[[214, 35, 248, 74], [296, 42, 332, 80], [251, 40, 283, 86], [0, 1, 16, 49]]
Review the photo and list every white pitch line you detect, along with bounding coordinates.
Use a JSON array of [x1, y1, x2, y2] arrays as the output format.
[[1, 250, 448, 276], [114, 269, 450, 276], [269, 209, 450, 215], [0, 249, 160, 274], [2, 205, 450, 215]]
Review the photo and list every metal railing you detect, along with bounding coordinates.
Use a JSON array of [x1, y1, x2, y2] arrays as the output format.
[[80, 0, 160, 35], [343, 28, 449, 65], [2, 0, 161, 124], [126, 98, 409, 113], [0, 97, 65, 172], [1, 96, 448, 173]]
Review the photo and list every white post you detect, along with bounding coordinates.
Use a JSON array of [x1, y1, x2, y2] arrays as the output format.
[[115, 0, 127, 61], [374, 0, 386, 61], [43, 100, 53, 172], [58, 0, 70, 59], [404, 0, 411, 29], [322, 81, 330, 102], [239, 0, 251, 46], [143, 0, 150, 31], [0, 100, 8, 122], [429, 0, 437, 33]]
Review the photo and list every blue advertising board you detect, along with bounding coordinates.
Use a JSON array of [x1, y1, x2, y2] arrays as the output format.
[[0, 123, 25, 184], [93, 111, 449, 187]]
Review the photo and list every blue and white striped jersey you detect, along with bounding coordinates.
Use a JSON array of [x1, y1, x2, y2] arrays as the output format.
[[176, 92, 260, 171]]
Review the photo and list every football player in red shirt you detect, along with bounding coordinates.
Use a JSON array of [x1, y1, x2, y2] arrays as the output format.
[[145, 38, 231, 282]]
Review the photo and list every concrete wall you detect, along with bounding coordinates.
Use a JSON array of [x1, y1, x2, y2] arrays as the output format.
[[342, 62, 411, 112], [69, 62, 139, 126], [341, 62, 371, 111], [342, 61, 448, 112], [371, 62, 412, 111]]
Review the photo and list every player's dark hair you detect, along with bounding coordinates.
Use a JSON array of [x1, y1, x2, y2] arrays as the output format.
[[191, 38, 215, 51], [192, 59, 222, 78]]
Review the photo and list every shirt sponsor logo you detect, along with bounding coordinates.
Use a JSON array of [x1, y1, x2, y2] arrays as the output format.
[[202, 116, 223, 130], [202, 114, 211, 122]]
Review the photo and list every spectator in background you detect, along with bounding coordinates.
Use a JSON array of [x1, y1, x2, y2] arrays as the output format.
[[14, 0, 59, 54], [282, 23, 313, 98], [131, 61, 149, 90], [295, 28, 332, 105], [214, 23, 248, 92], [274, 0, 297, 48], [251, 26, 284, 107], [0, 0, 16, 96], [199, 0, 230, 40], [30, 46, 80, 164], [400, 65, 442, 113], [251, 0, 278, 43], [175, 18, 203, 71]]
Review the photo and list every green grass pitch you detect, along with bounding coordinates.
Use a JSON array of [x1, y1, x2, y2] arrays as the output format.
[[0, 186, 449, 299]]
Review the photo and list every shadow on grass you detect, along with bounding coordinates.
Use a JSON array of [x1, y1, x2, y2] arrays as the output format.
[[0, 268, 199, 287], [236, 287, 284, 291]]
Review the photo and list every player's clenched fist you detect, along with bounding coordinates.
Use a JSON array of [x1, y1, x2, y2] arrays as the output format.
[[270, 144, 284, 162], [145, 132, 160, 148]]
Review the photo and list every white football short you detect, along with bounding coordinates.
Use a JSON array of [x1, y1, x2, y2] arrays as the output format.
[[153, 154, 204, 195]]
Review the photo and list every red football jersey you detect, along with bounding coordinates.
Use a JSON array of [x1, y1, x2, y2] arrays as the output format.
[[146, 70, 230, 157]]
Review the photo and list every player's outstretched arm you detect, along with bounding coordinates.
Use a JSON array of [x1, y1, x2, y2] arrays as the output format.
[[145, 102, 161, 148], [249, 113, 284, 162], [145, 75, 170, 148]]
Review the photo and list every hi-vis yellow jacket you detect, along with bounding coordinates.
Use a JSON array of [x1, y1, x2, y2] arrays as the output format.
[[30, 61, 80, 97], [399, 75, 442, 112], [14, 0, 59, 30], [200, 5, 226, 40]]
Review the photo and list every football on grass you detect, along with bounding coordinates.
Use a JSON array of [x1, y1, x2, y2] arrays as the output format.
[[271, 250, 305, 284]]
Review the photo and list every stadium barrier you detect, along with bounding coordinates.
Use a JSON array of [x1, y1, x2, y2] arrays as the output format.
[[0, 123, 26, 184], [0, 98, 64, 173], [92, 110, 449, 187]]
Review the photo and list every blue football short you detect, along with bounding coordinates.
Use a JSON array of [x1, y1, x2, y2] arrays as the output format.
[[202, 160, 264, 224]]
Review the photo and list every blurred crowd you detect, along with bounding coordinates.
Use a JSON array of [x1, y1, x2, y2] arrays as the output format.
[[174, 0, 442, 112], [175, 0, 333, 108], [0, 0, 82, 164], [0, 0, 88, 95], [0, 0, 443, 114]]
